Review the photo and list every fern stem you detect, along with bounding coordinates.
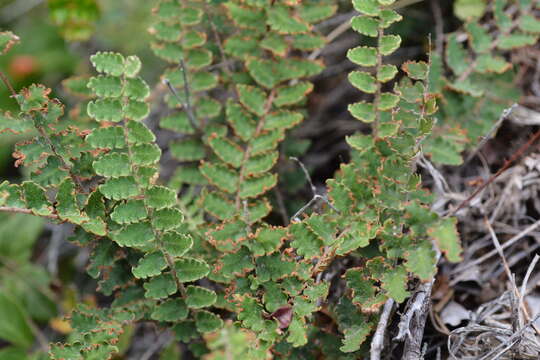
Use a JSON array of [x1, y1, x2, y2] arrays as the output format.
[[234, 89, 276, 210], [0, 206, 59, 219], [0, 70, 16, 97], [204, 4, 232, 76], [179, 58, 202, 131], [1, 70, 83, 191], [373, 27, 384, 137], [36, 126, 85, 191], [163, 75, 201, 134], [164, 252, 187, 297]]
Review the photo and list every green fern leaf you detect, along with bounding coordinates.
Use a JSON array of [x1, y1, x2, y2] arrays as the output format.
[[87, 75, 123, 98], [379, 35, 401, 55], [202, 192, 235, 220], [110, 200, 147, 224], [250, 130, 285, 156], [87, 99, 123, 122], [22, 181, 53, 216], [290, 222, 323, 257], [349, 71, 377, 93], [93, 153, 131, 178], [123, 100, 150, 121], [249, 226, 288, 256], [237, 85, 268, 116], [86, 126, 125, 149], [428, 217, 463, 262], [351, 16, 379, 37], [347, 46, 377, 67], [170, 139, 205, 162], [143, 273, 177, 299], [90, 52, 125, 76], [348, 102, 376, 122], [145, 186, 176, 209], [401, 61, 429, 80], [131, 143, 161, 166], [199, 162, 238, 193], [497, 33, 537, 49], [207, 134, 244, 168], [274, 82, 313, 107], [465, 22, 492, 53], [379, 10, 402, 28], [195, 310, 223, 333], [239, 174, 277, 199], [224, 3, 265, 30], [56, 178, 88, 224], [298, 3, 337, 23], [161, 231, 193, 257], [174, 257, 210, 282], [264, 111, 303, 131], [124, 77, 150, 100], [381, 265, 409, 302], [132, 252, 167, 279], [186, 286, 217, 309], [0, 31, 19, 54], [99, 176, 139, 200], [152, 208, 183, 231], [112, 221, 155, 248], [404, 246, 437, 281], [150, 299, 188, 322], [244, 151, 279, 176], [352, 0, 380, 16], [226, 100, 257, 141], [287, 316, 308, 347]]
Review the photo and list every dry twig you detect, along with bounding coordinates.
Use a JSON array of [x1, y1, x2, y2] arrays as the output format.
[[370, 299, 395, 360], [484, 216, 540, 335], [289, 157, 339, 222]]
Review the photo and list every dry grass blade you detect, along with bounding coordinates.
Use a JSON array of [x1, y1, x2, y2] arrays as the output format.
[[484, 216, 540, 335], [520, 254, 540, 299]]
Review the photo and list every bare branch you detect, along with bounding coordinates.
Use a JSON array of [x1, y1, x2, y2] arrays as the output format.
[[290, 157, 340, 222], [464, 104, 517, 165], [370, 299, 395, 360], [0, 206, 59, 219], [163, 60, 201, 134]]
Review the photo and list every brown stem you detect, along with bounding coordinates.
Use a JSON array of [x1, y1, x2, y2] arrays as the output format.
[[205, 4, 232, 76], [164, 253, 186, 297], [373, 27, 384, 137], [0, 206, 59, 219], [36, 127, 84, 191], [0, 70, 17, 98]]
